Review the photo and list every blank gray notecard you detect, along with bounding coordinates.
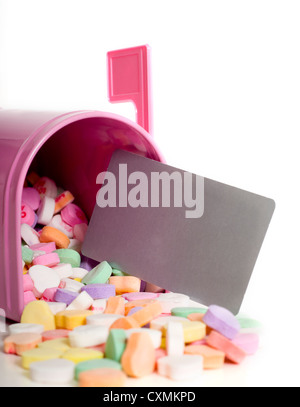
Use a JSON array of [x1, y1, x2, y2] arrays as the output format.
[[83, 150, 275, 314]]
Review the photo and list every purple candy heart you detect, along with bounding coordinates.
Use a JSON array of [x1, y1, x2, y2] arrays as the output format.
[[81, 283, 116, 299], [54, 288, 78, 305], [80, 255, 99, 271], [202, 304, 240, 340]]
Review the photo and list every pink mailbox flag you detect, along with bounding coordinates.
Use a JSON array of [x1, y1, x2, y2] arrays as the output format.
[[107, 45, 153, 136]]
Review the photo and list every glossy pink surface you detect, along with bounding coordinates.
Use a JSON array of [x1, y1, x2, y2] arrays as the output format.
[[0, 109, 164, 321]]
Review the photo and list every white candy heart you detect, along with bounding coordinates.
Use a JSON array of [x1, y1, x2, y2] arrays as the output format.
[[86, 313, 123, 327], [52, 263, 73, 279], [150, 316, 187, 331], [61, 277, 84, 293], [48, 214, 73, 238], [30, 358, 75, 384], [166, 321, 184, 356], [37, 196, 55, 226], [8, 323, 44, 335], [91, 299, 107, 313], [68, 239, 82, 253], [21, 224, 40, 246], [47, 302, 67, 315], [68, 325, 109, 348], [156, 292, 190, 313], [71, 267, 89, 280], [157, 355, 203, 381], [66, 291, 94, 311], [29, 265, 60, 297]]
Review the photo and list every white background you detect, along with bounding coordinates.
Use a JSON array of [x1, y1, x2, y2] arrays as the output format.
[[0, 0, 300, 387]]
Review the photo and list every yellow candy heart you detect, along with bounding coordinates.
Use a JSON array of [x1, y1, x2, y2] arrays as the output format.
[[62, 348, 103, 364], [21, 300, 55, 331], [22, 347, 64, 369]]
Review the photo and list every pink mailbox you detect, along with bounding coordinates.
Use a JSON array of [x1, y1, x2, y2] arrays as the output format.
[[0, 45, 164, 321]]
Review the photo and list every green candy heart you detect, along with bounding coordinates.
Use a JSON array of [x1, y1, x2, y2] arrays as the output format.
[[104, 329, 127, 363], [112, 268, 128, 277], [75, 358, 122, 380], [55, 249, 81, 268], [171, 307, 208, 318], [236, 315, 262, 329], [82, 261, 112, 285], [22, 246, 34, 265]]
